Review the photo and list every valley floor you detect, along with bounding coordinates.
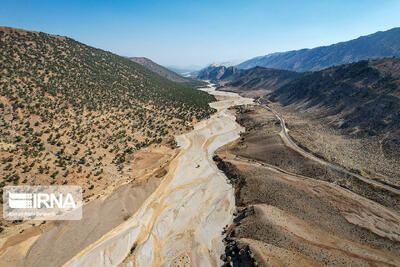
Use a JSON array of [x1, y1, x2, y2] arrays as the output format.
[[0, 84, 254, 267], [1, 84, 399, 267]]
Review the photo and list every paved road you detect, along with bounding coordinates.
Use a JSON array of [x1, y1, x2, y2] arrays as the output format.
[[263, 104, 400, 195]]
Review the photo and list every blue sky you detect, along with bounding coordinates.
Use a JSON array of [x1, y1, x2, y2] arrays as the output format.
[[1, 0, 400, 67]]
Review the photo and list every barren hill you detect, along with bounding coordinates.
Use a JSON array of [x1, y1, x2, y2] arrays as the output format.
[[268, 58, 400, 139], [221, 66, 302, 97]]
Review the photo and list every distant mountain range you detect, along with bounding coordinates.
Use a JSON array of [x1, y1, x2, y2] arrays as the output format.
[[196, 62, 301, 90], [207, 61, 240, 67], [129, 57, 206, 87], [196, 65, 242, 81], [237, 27, 400, 71], [130, 57, 188, 83], [205, 55, 400, 159], [165, 65, 203, 75]]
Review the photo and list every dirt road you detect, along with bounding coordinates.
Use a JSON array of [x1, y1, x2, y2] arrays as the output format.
[[264, 104, 400, 195]]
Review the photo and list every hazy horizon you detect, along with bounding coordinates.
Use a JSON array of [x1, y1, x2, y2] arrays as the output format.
[[2, 0, 400, 67]]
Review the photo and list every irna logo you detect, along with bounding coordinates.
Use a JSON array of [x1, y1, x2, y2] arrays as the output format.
[[3, 186, 82, 220], [8, 192, 77, 209]]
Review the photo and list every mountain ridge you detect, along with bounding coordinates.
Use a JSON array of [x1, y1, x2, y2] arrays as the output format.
[[267, 58, 400, 158], [129, 57, 187, 83], [237, 27, 400, 71], [196, 65, 243, 81], [225, 66, 302, 92], [129, 57, 206, 87]]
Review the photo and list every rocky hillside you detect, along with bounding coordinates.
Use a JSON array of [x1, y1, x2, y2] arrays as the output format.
[[268, 58, 400, 159], [225, 66, 302, 92], [0, 27, 215, 192], [129, 57, 205, 87], [238, 27, 400, 71], [196, 65, 242, 81]]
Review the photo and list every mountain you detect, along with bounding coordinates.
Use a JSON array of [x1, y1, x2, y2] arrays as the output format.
[[129, 57, 187, 83], [166, 65, 203, 75], [0, 27, 215, 191], [225, 66, 302, 92], [196, 65, 242, 81], [129, 57, 206, 87], [198, 64, 302, 97], [237, 27, 400, 71], [207, 61, 239, 67], [268, 58, 400, 158]]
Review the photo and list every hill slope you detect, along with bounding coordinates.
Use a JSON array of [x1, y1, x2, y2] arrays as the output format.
[[130, 57, 206, 87], [129, 57, 187, 83], [0, 27, 215, 192], [268, 58, 400, 159], [225, 66, 302, 92], [238, 27, 400, 71]]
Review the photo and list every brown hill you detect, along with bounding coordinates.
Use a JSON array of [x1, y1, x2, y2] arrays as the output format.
[[268, 58, 400, 140], [220, 66, 302, 97]]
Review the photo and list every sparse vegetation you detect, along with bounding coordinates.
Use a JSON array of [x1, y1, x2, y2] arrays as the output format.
[[0, 27, 215, 194]]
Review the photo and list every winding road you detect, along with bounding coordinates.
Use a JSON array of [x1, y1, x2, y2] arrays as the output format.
[[264, 104, 400, 195]]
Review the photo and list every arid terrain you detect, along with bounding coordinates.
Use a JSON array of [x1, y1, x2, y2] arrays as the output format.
[[0, 146, 173, 266], [264, 101, 400, 189], [62, 84, 252, 267], [265, 59, 400, 187], [214, 104, 400, 266], [206, 58, 400, 266], [0, 84, 254, 266], [1, 14, 400, 267]]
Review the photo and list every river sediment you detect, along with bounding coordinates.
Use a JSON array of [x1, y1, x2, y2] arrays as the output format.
[[63, 84, 253, 266]]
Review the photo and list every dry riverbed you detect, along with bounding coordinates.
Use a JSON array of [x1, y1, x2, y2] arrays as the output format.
[[0, 145, 176, 267], [62, 84, 253, 266], [0, 84, 252, 267]]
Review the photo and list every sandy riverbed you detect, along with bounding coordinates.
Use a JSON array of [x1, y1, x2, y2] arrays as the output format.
[[61, 84, 253, 266]]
